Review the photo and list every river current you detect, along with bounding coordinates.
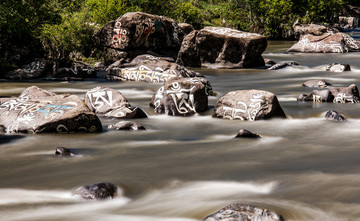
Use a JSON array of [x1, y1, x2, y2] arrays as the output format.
[[1, 32, 360, 221]]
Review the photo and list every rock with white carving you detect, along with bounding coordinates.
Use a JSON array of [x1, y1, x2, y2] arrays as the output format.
[[150, 77, 211, 116], [302, 79, 332, 88], [292, 23, 333, 39], [287, 33, 360, 53], [177, 26, 267, 68], [94, 12, 181, 59], [298, 90, 333, 102], [325, 63, 351, 72], [85, 86, 147, 119], [298, 84, 360, 103], [54, 62, 97, 80], [4, 59, 49, 80], [213, 90, 286, 121], [0, 86, 102, 133], [203, 203, 283, 221], [106, 54, 203, 83]]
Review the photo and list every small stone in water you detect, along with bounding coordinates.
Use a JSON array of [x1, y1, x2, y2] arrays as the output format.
[[235, 129, 261, 138], [55, 147, 76, 156]]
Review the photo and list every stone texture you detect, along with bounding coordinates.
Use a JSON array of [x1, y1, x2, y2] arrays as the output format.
[[55, 147, 76, 156], [0, 86, 102, 133], [325, 63, 351, 72], [75, 182, 119, 200], [150, 77, 212, 116], [302, 79, 332, 88], [54, 62, 97, 80], [287, 33, 360, 53], [108, 121, 146, 130], [213, 90, 286, 121], [177, 27, 267, 68], [235, 129, 261, 138], [203, 203, 283, 221], [4, 59, 48, 79], [325, 110, 347, 121]]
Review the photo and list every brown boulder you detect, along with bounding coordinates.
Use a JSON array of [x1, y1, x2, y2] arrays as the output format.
[[213, 90, 286, 121], [302, 79, 332, 88], [177, 27, 267, 68]]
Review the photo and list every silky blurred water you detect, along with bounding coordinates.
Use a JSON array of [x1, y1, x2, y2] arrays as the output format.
[[1, 37, 360, 221]]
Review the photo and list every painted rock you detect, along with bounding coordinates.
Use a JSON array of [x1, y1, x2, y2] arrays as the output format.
[[213, 90, 286, 121], [298, 84, 360, 103], [267, 62, 299, 70], [302, 79, 332, 88], [108, 121, 146, 131]]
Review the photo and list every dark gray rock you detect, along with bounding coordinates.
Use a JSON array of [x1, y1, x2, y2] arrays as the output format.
[[178, 23, 194, 41], [297, 90, 333, 102], [325, 63, 351, 72], [75, 182, 119, 200], [150, 77, 212, 116], [213, 90, 286, 121], [292, 23, 333, 39], [203, 203, 283, 221], [177, 27, 267, 69], [55, 147, 76, 156], [325, 110, 347, 121], [54, 62, 96, 79], [0, 86, 102, 133], [108, 121, 146, 130], [267, 62, 299, 70], [235, 129, 261, 138], [4, 59, 48, 79], [302, 79, 332, 88]]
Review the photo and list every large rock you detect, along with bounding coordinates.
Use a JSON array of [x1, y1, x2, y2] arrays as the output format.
[[177, 27, 267, 69], [287, 33, 360, 53], [106, 54, 203, 83], [75, 182, 119, 200], [203, 203, 283, 221], [150, 77, 212, 116], [4, 59, 48, 79], [0, 86, 102, 133], [94, 12, 181, 59], [213, 90, 286, 121], [298, 84, 360, 103], [85, 86, 147, 119]]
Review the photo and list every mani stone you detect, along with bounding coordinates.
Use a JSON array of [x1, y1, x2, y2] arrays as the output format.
[[106, 54, 203, 83], [75, 182, 119, 200], [325, 110, 347, 121], [4, 59, 48, 80], [287, 33, 360, 53], [213, 90, 286, 121], [177, 26, 267, 69], [203, 203, 283, 221], [150, 77, 212, 116], [302, 79, 332, 88], [55, 147, 76, 156], [298, 84, 360, 103], [0, 86, 102, 133], [235, 129, 261, 138], [108, 121, 146, 131], [85, 86, 147, 119], [325, 63, 351, 72]]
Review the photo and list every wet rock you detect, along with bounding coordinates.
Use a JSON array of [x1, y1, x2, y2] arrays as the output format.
[[298, 84, 360, 103], [94, 12, 181, 59], [75, 182, 119, 200], [106, 54, 203, 83], [0, 134, 24, 144], [203, 203, 283, 221], [177, 27, 267, 69], [302, 79, 332, 88], [213, 90, 286, 121], [235, 129, 261, 138], [55, 147, 76, 156], [267, 62, 299, 70], [150, 77, 212, 116], [297, 90, 333, 102], [54, 62, 96, 79], [264, 59, 276, 66], [287, 33, 360, 53], [178, 23, 194, 41], [325, 110, 347, 121], [325, 63, 351, 72], [338, 16, 359, 29], [0, 86, 102, 133], [4, 59, 48, 79], [85, 86, 147, 119], [292, 23, 333, 39], [108, 121, 146, 130]]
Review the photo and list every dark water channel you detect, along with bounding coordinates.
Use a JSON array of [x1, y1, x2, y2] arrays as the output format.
[[2, 36, 360, 220]]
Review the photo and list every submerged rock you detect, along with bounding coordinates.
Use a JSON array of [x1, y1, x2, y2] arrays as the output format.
[[213, 90, 286, 121], [302, 79, 332, 88], [177, 26, 267, 68], [325, 110, 347, 121], [0, 86, 102, 133], [108, 121, 146, 130], [267, 62, 299, 70], [55, 147, 76, 156], [203, 203, 283, 221], [235, 129, 261, 138], [75, 182, 119, 200], [325, 63, 351, 72]]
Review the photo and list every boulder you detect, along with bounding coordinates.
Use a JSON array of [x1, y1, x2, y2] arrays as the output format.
[[55, 147, 76, 156], [338, 16, 359, 29], [213, 90, 286, 121], [298, 84, 360, 103], [150, 77, 212, 116], [85, 86, 147, 119], [106, 54, 203, 83], [267, 62, 299, 70], [298, 90, 333, 102], [177, 27, 267, 69], [94, 12, 181, 59], [203, 203, 283, 221], [178, 23, 194, 41], [287, 33, 360, 53], [0, 86, 102, 133], [108, 121, 146, 130], [235, 129, 261, 138], [54, 62, 97, 80], [302, 79, 332, 88], [75, 182, 119, 200], [4, 59, 48, 79], [325, 63, 351, 72], [264, 59, 276, 67], [292, 23, 333, 39], [325, 110, 347, 121]]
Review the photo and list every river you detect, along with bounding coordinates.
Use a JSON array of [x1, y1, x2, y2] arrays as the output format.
[[1, 32, 360, 221]]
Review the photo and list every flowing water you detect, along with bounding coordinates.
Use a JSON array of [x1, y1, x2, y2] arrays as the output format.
[[2, 33, 360, 221]]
